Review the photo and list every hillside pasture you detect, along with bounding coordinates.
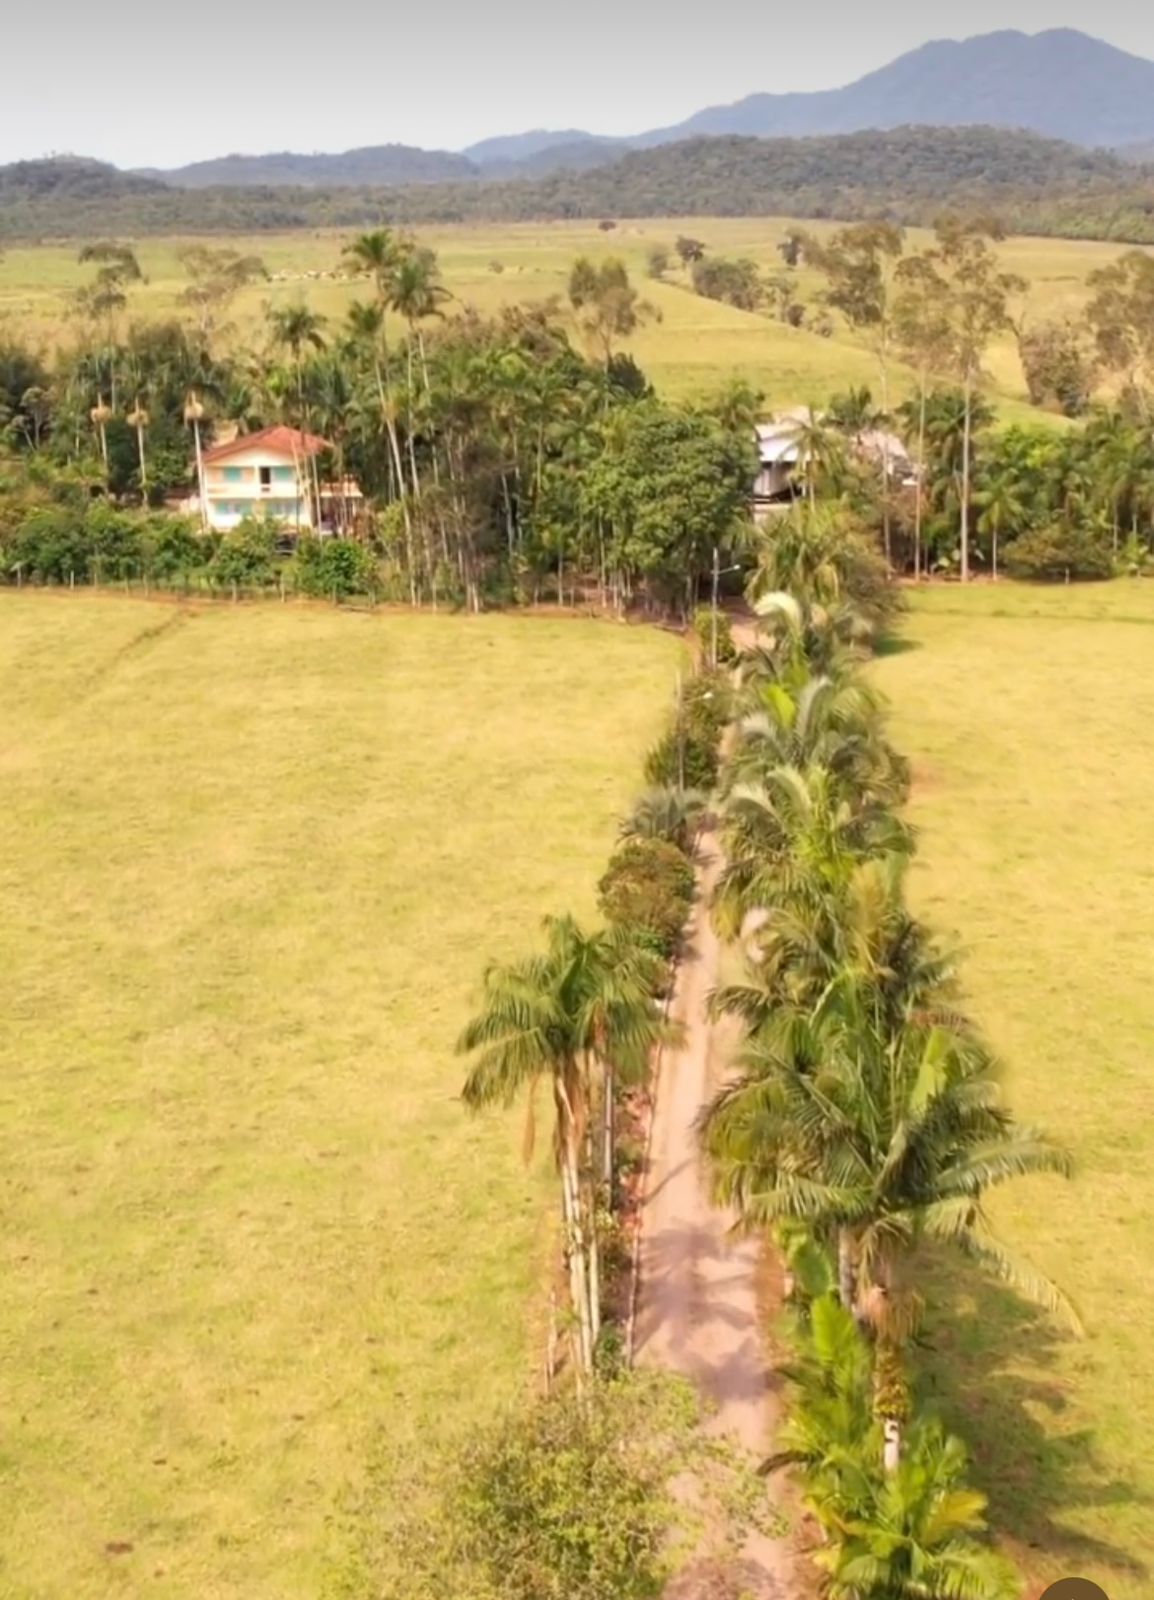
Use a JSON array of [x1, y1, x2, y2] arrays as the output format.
[[0, 595, 680, 1599], [875, 580, 1154, 1600], [0, 218, 1136, 421]]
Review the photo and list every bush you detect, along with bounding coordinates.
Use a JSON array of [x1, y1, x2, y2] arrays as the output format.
[[294, 534, 379, 600], [692, 605, 737, 665], [644, 725, 718, 791], [372, 1374, 707, 1600], [598, 837, 695, 954], [85, 503, 145, 579], [209, 517, 278, 587], [6, 508, 90, 582], [144, 515, 205, 580], [1003, 523, 1113, 581]]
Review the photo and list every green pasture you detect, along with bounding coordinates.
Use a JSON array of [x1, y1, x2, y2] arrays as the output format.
[[0, 218, 1135, 421], [0, 595, 680, 1598], [875, 580, 1154, 1599]]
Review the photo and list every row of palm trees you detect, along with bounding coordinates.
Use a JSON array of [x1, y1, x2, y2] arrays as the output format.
[[699, 508, 1075, 1596]]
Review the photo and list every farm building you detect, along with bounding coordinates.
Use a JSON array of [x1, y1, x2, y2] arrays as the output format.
[[193, 425, 362, 534]]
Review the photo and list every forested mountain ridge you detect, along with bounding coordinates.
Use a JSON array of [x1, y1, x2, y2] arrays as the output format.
[[4, 129, 1154, 245], [145, 144, 477, 189], [639, 29, 1154, 149]]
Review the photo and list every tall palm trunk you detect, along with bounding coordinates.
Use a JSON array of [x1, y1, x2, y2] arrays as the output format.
[[960, 369, 974, 583], [838, 1229, 856, 1311], [914, 382, 927, 581]]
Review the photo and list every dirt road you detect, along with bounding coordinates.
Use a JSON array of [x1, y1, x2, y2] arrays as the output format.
[[633, 828, 794, 1597]]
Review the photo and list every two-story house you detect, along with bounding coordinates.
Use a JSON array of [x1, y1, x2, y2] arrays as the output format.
[[197, 425, 361, 533]]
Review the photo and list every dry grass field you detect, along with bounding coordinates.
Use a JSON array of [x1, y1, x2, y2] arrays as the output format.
[[876, 580, 1154, 1600], [0, 217, 1134, 422], [0, 594, 680, 1599]]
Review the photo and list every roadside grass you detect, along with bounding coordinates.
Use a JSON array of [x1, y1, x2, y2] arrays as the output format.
[[0, 217, 1128, 422], [0, 594, 681, 1599], [874, 579, 1154, 1599]]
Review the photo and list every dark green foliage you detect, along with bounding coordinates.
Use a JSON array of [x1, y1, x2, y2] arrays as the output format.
[[693, 605, 737, 665], [1004, 522, 1114, 580], [6, 129, 1154, 245], [145, 516, 205, 579], [1018, 320, 1097, 415], [85, 503, 145, 578], [644, 723, 718, 793], [294, 535, 379, 600], [373, 1375, 702, 1600], [691, 255, 763, 311], [5, 509, 93, 582], [209, 518, 278, 587], [598, 838, 695, 954]]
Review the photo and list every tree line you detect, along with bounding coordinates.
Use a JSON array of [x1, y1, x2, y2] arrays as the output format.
[[7, 129, 1154, 245], [0, 233, 755, 613]]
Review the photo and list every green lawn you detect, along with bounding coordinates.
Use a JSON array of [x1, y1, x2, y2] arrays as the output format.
[[875, 581, 1154, 1598], [0, 595, 680, 1599], [0, 217, 1125, 423]]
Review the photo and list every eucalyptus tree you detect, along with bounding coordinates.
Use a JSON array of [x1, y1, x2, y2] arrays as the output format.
[[458, 915, 672, 1382], [178, 245, 267, 344], [568, 257, 657, 372], [75, 241, 143, 409], [804, 223, 905, 560], [893, 252, 955, 578], [927, 220, 1025, 582]]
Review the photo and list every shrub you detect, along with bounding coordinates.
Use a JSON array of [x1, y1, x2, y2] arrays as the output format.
[[85, 503, 145, 579], [644, 725, 717, 791], [620, 786, 707, 853], [209, 516, 278, 587], [6, 508, 90, 582], [143, 515, 205, 580], [598, 837, 695, 954], [372, 1374, 706, 1600], [294, 534, 379, 600], [1003, 523, 1113, 581], [692, 605, 737, 666]]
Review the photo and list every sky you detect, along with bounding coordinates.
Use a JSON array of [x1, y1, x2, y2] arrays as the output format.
[[6, 2, 1154, 169]]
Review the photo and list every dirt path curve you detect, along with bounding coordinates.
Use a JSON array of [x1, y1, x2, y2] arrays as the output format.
[[633, 827, 795, 1597]]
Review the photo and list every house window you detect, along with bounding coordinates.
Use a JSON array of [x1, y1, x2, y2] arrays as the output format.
[[224, 466, 246, 484], [273, 465, 296, 484], [259, 466, 273, 489]]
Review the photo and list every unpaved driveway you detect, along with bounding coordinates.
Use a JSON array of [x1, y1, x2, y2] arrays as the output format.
[[633, 829, 794, 1596]]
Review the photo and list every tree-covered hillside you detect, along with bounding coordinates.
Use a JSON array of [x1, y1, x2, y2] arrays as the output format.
[[3, 129, 1154, 244]]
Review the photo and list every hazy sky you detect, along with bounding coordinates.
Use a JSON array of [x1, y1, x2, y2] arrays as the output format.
[[7, 2, 1154, 168]]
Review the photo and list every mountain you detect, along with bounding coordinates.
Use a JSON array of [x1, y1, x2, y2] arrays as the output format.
[[156, 144, 477, 189], [463, 129, 601, 166], [637, 29, 1154, 149]]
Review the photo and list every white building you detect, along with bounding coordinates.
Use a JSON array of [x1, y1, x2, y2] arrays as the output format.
[[196, 425, 362, 534]]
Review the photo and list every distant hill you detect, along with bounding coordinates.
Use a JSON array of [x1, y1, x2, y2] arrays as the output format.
[[636, 29, 1154, 149], [155, 144, 477, 189], [0, 156, 166, 202], [105, 30, 1154, 198], [463, 129, 602, 166], [6, 128, 1154, 248]]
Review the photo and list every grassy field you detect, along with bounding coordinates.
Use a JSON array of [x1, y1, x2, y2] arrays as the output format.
[[0, 594, 680, 1599], [875, 581, 1154, 1599], [0, 217, 1138, 422]]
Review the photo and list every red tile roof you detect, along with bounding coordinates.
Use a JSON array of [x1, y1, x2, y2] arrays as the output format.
[[202, 425, 331, 465]]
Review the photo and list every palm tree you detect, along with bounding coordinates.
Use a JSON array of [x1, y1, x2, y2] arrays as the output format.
[[458, 915, 671, 1381], [266, 302, 327, 424], [817, 1417, 1021, 1599], [788, 408, 847, 507], [184, 391, 209, 533], [703, 981, 1076, 1341], [127, 397, 150, 503], [620, 786, 708, 852], [89, 396, 112, 482], [715, 763, 913, 941], [975, 471, 1027, 581]]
